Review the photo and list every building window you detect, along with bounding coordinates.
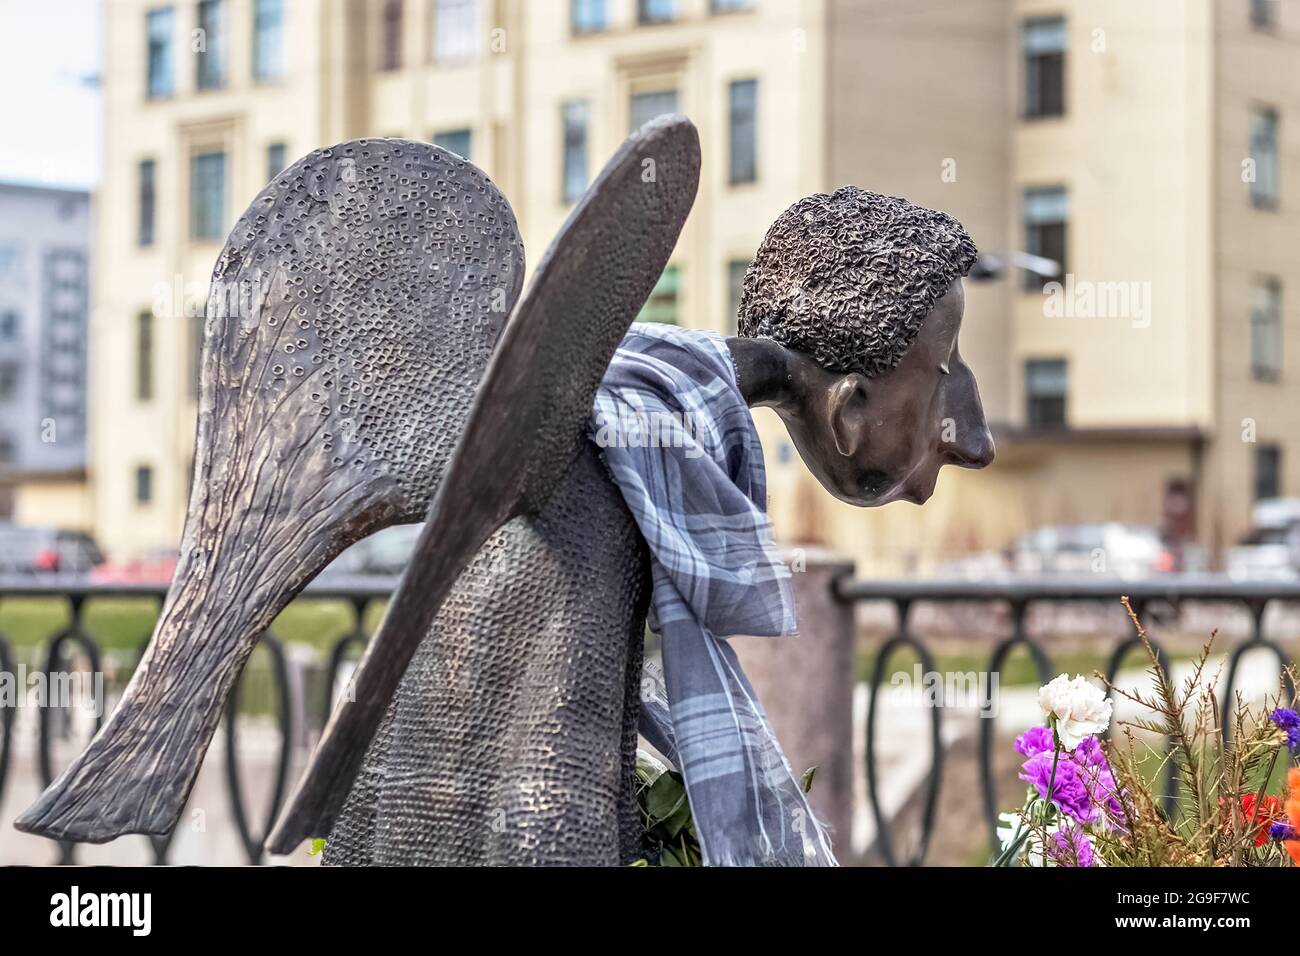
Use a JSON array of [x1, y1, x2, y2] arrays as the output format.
[[136, 311, 154, 401], [190, 150, 227, 241], [571, 0, 607, 34], [267, 141, 287, 181], [0, 310, 17, 340], [0, 363, 18, 401], [433, 0, 480, 63], [1251, 0, 1277, 30], [0, 245, 19, 281], [146, 6, 175, 99], [1025, 358, 1067, 429], [629, 89, 679, 133], [1250, 106, 1279, 209], [1256, 444, 1282, 500], [433, 128, 473, 161], [728, 79, 758, 185], [638, 265, 680, 324], [1251, 277, 1283, 381], [727, 259, 748, 334], [0, 435, 13, 464], [135, 465, 155, 505], [562, 101, 590, 204], [139, 159, 156, 246], [1023, 16, 1065, 119], [253, 0, 285, 81], [712, 0, 754, 11], [196, 0, 228, 90], [638, 0, 675, 25], [381, 0, 403, 69], [1023, 185, 1067, 291]]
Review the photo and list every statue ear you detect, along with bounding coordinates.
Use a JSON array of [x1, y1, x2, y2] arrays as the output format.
[[827, 372, 870, 457]]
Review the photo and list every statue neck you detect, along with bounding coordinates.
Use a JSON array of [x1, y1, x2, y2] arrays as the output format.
[[725, 336, 798, 409]]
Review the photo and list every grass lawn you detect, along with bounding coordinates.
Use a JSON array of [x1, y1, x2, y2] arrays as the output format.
[[855, 643, 1178, 689], [0, 596, 389, 657]]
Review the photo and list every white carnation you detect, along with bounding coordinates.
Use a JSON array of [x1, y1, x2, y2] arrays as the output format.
[[1037, 673, 1113, 749]]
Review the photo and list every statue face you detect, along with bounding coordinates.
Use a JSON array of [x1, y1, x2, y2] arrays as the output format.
[[778, 279, 994, 506]]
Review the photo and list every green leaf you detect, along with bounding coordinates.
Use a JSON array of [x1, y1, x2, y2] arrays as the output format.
[[308, 838, 326, 857], [801, 766, 817, 794], [646, 772, 688, 825]]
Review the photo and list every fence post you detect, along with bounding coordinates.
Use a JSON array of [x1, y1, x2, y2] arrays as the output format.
[[733, 546, 856, 862]]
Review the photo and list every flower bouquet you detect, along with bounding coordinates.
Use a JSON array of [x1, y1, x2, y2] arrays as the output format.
[[995, 598, 1299, 867]]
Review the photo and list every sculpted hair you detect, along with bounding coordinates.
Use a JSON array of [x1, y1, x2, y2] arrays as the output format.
[[738, 186, 978, 378]]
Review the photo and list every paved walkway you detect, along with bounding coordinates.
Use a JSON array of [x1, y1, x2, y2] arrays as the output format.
[[0, 707, 318, 866]]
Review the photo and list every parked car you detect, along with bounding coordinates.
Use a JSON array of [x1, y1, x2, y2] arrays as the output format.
[[0, 523, 105, 577], [89, 548, 180, 585], [1009, 522, 1175, 579], [1226, 498, 1300, 580], [318, 523, 423, 579]]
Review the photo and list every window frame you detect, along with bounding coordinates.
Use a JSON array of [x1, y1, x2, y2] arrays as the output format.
[[1023, 185, 1068, 292], [1255, 444, 1283, 501], [138, 158, 157, 247], [136, 310, 155, 402], [1249, 105, 1280, 210], [145, 6, 176, 100], [728, 78, 759, 185], [561, 100, 590, 204], [381, 0, 404, 70], [1251, 276, 1283, 382], [1024, 357, 1068, 430], [638, 0, 676, 26], [570, 0, 608, 35], [432, 0, 481, 64], [252, 0, 286, 83], [1022, 16, 1066, 120], [190, 149, 228, 243], [195, 0, 229, 92]]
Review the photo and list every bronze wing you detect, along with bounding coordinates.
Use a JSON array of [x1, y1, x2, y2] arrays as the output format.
[[17, 138, 524, 842], [18, 116, 702, 851], [267, 114, 701, 852]]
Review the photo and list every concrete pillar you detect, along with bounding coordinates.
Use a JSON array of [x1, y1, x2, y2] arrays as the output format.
[[733, 547, 856, 862]]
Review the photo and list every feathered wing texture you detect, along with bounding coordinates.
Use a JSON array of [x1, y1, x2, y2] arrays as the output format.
[[16, 139, 524, 842], [267, 114, 702, 852]]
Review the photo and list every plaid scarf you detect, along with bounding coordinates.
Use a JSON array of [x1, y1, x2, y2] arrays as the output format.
[[591, 322, 837, 867]]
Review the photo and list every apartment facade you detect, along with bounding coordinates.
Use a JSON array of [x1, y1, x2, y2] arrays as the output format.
[[84, 0, 1300, 575], [779, 0, 1300, 574], [0, 183, 92, 527]]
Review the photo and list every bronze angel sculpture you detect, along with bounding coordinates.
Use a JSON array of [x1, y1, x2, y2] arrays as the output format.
[[15, 116, 992, 866]]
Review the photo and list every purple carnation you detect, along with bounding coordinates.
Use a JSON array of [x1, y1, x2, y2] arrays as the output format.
[[1018, 732, 1123, 827], [1047, 824, 1098, 867], [1270, 822, 1297, 842], [1271, 707, 1300, 754], [1015, 725, 1056, 758]]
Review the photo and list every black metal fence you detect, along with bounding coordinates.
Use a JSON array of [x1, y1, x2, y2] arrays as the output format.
[[0, 576, 393, 865], [2, 575, 1298, 866], [837, 576, 1300, 866]]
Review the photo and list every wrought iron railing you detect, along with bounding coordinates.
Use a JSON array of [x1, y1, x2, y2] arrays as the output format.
[[0, 576, 394, 865], [2, 574, 1298, 866], [836, 576, 1300, 866]]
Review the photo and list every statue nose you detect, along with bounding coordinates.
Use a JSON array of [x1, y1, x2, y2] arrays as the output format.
[[944, 423, 995, 469]]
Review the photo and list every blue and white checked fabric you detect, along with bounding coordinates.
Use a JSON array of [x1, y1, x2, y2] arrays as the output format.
[[591, 322, 837, 867]]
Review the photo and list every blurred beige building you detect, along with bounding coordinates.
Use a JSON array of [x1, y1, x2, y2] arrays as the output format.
[[74, 0, 1300, 575]]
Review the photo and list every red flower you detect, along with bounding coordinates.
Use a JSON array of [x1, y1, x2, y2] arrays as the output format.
[[1287, 770, 1300, 865], [1240, 793, 1283, 847]]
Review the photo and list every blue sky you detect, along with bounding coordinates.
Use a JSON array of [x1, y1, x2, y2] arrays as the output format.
[[0, 0, 102, 189]]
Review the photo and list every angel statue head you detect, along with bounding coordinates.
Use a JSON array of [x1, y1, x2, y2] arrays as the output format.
[[733, 186, 995, 506]]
